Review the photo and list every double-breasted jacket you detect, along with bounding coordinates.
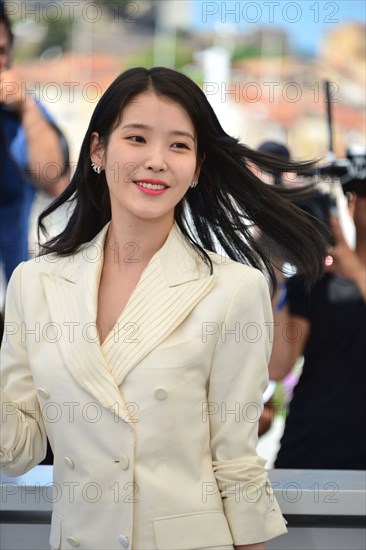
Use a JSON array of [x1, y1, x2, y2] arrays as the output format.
[[0, 223, 287, 549]]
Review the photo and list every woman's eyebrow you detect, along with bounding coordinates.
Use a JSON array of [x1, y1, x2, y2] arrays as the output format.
[[121, 123, 151, 131], [120, 123, 195, 142], [170, 130, 195, 142]]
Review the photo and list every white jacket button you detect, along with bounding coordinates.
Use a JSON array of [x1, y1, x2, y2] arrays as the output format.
[[64, 456, 75, 469], [154, 387, 168, 400], [117, 534, 129, 548], [37, 388, 50, 399], [66, 536, 80, 547], [119, 455, 130, 470]]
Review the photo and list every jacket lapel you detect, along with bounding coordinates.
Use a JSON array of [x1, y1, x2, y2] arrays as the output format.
[[40, 223, 215, 420], [102, 225, 215, 385], [39, 225, 130, 421]]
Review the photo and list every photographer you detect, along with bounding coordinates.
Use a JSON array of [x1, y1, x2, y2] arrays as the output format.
[[270, 178, 366, 469], [0, 4, 69, 285]]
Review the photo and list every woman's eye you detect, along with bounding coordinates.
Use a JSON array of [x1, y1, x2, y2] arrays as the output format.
[[128, 136, 145, 143], [172, 142, 189, 149]]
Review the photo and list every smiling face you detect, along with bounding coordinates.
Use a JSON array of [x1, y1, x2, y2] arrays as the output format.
[[90, 92, 201, 226]]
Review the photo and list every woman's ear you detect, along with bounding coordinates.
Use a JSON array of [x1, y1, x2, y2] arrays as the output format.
[[194, 152, 206, 179], [90, 132, 105, 167]]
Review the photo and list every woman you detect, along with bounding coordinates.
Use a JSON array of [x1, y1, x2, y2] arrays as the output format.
[[1, 67, 327, 550]]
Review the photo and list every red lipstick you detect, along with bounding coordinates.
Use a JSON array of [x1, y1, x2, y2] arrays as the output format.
[[133, 179, 169, 196]]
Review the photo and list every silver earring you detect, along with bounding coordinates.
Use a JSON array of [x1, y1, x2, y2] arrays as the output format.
[[91, 163, 101, 174], [190, 180, 198, 188]]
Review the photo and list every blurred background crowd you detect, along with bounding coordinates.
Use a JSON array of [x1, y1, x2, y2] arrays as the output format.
[[2, 1, 365, 253]]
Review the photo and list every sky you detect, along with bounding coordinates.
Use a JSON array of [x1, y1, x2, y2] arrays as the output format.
[[191, 0, 366, 55]]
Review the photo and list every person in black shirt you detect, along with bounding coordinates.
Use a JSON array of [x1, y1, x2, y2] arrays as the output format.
[[270, 191, 366, 469]]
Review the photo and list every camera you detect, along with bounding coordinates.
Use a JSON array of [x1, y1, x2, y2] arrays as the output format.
[[296, 146, 365, 245], [318, 145, 366, 196], [295, 190, 337, 245]]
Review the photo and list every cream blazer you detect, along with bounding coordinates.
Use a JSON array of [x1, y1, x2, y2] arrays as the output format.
[[0, 223, 287, 550]]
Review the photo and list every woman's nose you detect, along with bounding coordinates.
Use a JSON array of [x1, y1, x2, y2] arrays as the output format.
[[143, 147, 168, 172]]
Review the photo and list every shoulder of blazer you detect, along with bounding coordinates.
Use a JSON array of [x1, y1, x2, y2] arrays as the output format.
[[20, 224, 268, 290], [207, 249, 268, 284], [20, 224, 110, 281], [19, 248, 90, 282]]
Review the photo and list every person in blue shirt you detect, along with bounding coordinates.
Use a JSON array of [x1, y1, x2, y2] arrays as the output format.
[[0, 5, 69, 284]]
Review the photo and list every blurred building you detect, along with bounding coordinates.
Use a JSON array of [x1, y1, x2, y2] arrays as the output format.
[[8, 4, 365, 164], [321, 22, 365, 85], [228, 24, 366, 157]]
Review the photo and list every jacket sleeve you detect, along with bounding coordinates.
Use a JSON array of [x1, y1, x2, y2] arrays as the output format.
[[208, 268, 287, 544], [0, 262, 47, 475]]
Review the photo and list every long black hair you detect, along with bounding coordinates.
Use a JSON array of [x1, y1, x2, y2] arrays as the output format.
[[39, 66, 327, 289]]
